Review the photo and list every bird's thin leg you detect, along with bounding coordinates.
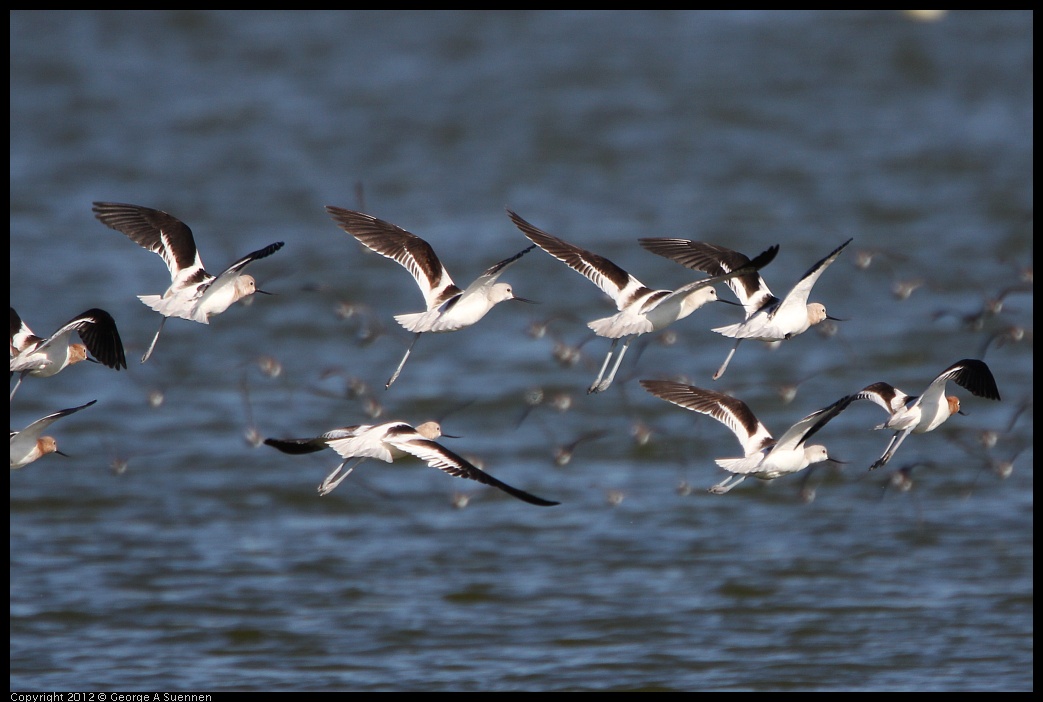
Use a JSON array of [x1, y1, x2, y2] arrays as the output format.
[[870, 429, 911, 471], [515, 402, 537, 429], [141, 317, 167, 364], [10, 371, 27, 401], [318, 457, 367, 496], [709, 474, 746, 494], [712, 339, 742, 381], [386, 333, 421, 389], [588, 338, 619, 394], [592, 336, 633, 394]]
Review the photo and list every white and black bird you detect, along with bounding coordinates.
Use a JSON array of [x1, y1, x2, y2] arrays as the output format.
[[10, 307, 126, 400], [854, 358, 1001, 470], [639, 238, 850, 380], [92, 201, 284, 363], [641, 380, 853, 494], [326, 206, 536, 389], [11, 399, 96, 469], [508, 209, 779, 394], [265, 420, 559, 506]]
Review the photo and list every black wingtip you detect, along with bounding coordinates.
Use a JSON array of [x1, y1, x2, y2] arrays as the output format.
[[951, 358, 1001, 401], [748, 244, 780, 270], [259, 241, 286, 258], [512, 491, 561, 507], [262, 437, 327, 455]]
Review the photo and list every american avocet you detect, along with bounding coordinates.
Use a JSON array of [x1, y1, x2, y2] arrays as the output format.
[[10, 399, 96, 469], [640, 380, 854, 494], [854, 358, 1001, 470], [639, 237, 851, 380], [92, 202, 284, 363], [10, 307, 126, 400], [325, 206, 536, 389], [264, 420, 559, 505], [507, 210, 779, 394]]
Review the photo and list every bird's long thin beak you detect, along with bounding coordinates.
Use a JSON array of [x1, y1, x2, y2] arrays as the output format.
[[55, 449, 71, 458], [826, 314, 847, 321], [957, 409, 968, 416], [441, 433, 461, 439], [827, 456, 848, 465], [255, 289, 274, 295], [86, 357, 101, 364], [511, 296, 538, 304], [715, 298, 742, 306]]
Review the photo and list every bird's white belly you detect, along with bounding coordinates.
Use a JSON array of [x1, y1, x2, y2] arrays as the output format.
[[913, 402, 950, 434], [12, 347, 68, 377]]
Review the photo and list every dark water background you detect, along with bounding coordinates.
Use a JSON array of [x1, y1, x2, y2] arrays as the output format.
[[10, 11, 1032, 691]]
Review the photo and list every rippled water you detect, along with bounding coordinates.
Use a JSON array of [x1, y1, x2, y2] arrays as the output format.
[[10, 11, 1032, 691]]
